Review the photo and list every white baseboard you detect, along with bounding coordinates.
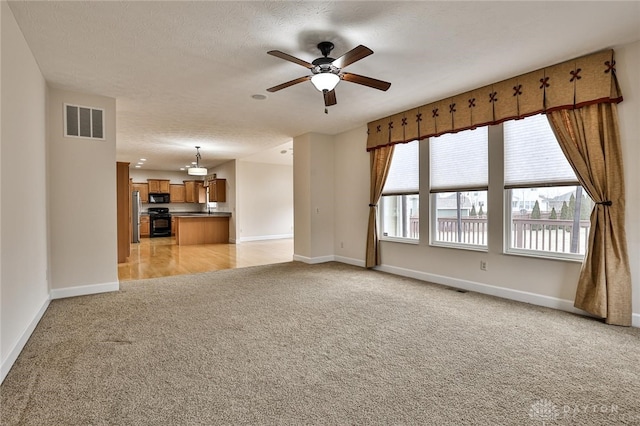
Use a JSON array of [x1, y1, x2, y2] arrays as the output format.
[[633, 313, 640, 328], [293, 254, 335, 264], [238, 234, 293, 242], [333, 255, 366, 268], [374, 263, 608, 321], [1, 296, 50, 384], [50, 281, 119, 300]]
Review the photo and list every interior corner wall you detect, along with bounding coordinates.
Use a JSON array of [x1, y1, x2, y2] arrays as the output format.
[[209, 160, 237, 242], [293, 132, 334, 261], [47, 88, 118, 295], [293, 134, 312, 258], [1, 1, 49, 382], [237, 161, 293, 241], [333, 126, 369, 265], [615, 39, 640, 320]]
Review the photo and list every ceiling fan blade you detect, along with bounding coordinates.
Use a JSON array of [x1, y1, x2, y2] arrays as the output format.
[[266, 76, 311, 93], [341, 72, 391, 91], [267, 50, 314, 69], [332, 45, 373, 69], [324, 89, 337, 106]]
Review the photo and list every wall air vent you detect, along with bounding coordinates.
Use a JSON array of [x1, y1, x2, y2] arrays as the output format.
[[64, 104, 105, 140]]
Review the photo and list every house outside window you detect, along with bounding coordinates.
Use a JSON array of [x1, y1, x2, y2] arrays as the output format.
[[430, 127, 488, 249], [380, 140, 419, 241], [504, 114, 591, 259]]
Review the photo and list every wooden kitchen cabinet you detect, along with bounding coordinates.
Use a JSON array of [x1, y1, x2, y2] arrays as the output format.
[[140, 215, 150, 237], [148, 179, 170, 193], [208, 179, 226, 202], [170, 184, 185, 203], [183, 180, 206, 203], [171, 217, 176, 236], [132, 182, 149, 203]]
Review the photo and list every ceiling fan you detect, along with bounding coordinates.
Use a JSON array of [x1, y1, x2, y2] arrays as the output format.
[[266, 42, 391, 111]]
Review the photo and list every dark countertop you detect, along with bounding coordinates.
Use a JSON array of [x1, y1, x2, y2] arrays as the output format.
[[171, 212, 232, 217]]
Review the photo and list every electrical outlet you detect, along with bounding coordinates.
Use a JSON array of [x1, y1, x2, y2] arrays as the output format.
[[340, 242, 344, 248], [480, 260, 488, 271]]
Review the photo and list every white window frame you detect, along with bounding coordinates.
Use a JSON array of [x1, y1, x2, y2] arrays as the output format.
[[429, 191, 489, 252], [379, 140, 419, 244], [428, 127, 488, 252], [503, 187, 587, 262], [502, 114, 587, 261], [379, 194, 420, 244]]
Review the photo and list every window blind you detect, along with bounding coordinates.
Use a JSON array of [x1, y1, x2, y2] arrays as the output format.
[[430, 127, 488, 192], [504, 114, 578, 188], [382, 140, 418, 194]]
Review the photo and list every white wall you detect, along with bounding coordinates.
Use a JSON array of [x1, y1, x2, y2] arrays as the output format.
[[616, 40, 640, 318], [47, 88, 118, 296], [326, 39, 640, 325], [130, 169, 203, 185], [209, 160, 236, 242], [1, 1, 50, 382], [237, 161, 293, 241]]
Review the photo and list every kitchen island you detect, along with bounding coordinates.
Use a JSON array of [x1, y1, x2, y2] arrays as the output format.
[[173, 212, 232, 245]]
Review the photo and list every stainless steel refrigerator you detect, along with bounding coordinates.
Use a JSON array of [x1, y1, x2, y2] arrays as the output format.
[[132, 190, 141, 243]]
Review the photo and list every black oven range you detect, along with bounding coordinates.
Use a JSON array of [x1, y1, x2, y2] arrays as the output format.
[[148, 207, 171, 237]]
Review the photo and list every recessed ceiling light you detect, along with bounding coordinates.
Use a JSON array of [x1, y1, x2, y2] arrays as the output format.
[[140, 158, 147, 162], [192, 162, 197, 165], [137, 162, 143, 165], [180, 168, 185, 171], [135, 165, 141, 168], [251, 94, 267, 100]]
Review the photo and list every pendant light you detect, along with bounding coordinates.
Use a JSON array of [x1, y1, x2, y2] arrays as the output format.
[[187, 146, 207, 176]]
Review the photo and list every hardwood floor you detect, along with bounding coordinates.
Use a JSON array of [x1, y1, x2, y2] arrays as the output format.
[[118, 237, 293, 281]]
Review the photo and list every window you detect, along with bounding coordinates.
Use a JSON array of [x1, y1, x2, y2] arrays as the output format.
[[380, 140, 419, 240], [430, 127, 488, 248], [504, 114, 591, 258]]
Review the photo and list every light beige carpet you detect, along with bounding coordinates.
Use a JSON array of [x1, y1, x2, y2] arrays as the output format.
[[2, 261, 639, 425]]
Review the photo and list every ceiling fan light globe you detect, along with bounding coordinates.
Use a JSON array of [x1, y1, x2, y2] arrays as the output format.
[[187, 167, 208, 176], [311, 73, 340, 92]]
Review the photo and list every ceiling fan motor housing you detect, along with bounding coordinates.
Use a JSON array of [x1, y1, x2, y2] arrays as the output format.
[[312, 42, 340, 75]]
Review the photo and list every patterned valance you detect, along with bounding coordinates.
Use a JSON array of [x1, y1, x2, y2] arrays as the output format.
[[366, 49, 622, 151]]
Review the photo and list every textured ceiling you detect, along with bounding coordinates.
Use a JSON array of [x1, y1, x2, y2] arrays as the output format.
[[8, 1, 640, 171]]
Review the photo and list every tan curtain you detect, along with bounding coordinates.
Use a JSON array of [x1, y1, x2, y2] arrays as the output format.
[[365, 145, 394, 268], [547, 103, 631, 326]]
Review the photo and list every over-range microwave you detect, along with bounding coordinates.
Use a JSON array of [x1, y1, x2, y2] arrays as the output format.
[[148, 193, 170, 204]]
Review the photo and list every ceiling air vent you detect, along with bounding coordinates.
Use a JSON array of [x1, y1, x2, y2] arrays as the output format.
[[64, 104, 104, 140]]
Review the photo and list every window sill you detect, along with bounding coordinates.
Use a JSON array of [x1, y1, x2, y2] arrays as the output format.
[[380, 236, 419, 245], [429, 241, 488, 252], [505, 248, 584, 263]]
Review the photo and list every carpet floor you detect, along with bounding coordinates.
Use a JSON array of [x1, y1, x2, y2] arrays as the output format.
[[2, 261, 639, 425]]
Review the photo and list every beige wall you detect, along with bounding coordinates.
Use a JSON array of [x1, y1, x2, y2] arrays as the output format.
[[324, 39, 640, 323], [293, 132, 335, 261], [47, 88, 118, 294], [333, 126, 370, 264], [1, 1, 49, 380], [237, 161, 293, 241]]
